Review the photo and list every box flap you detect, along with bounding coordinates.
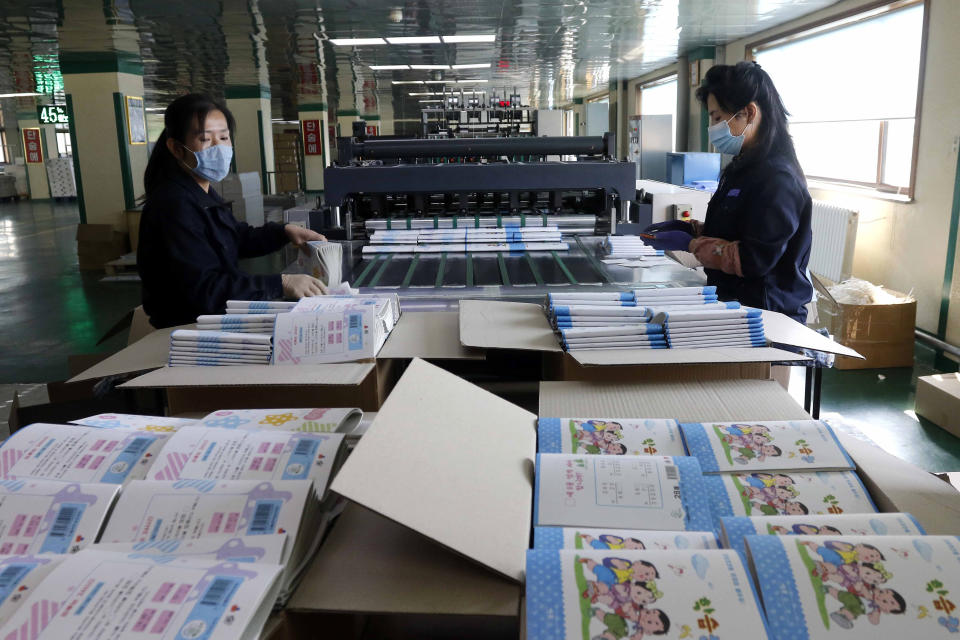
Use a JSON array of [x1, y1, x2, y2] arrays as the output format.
[[380, 311, 485, 360], [761, 310, 863, 358], [330, 358, 536, 582], [68, 325, 190, 383], [287, 503, 520, 616], [539, 379, 812, 422], [458, 300, 561, 352], [570, 346, 809, 366], [119, 362, 374, 389]]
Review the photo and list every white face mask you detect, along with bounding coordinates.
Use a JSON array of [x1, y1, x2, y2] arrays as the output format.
[[708, 112, 747, 155], [180, 142, 233, 182]]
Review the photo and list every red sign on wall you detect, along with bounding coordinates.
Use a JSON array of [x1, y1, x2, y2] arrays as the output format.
[[365, 125, 379, 136], [302, 119, 322, 156], [23, 128, 43, 164]]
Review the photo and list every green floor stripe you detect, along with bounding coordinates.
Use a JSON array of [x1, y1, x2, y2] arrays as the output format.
[[435, 252, 447, 288], [497, 252, 511, 286], [400, 254, 421, 288], [524, 253, 544, 286], [466, 253, 474, 287], [575, 236, 613, 283], [353, 256, 381, 288], [368, 253, 394, 287], [552, 251, 578, 284]]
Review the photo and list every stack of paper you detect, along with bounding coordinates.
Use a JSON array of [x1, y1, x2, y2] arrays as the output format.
[[370, 226, 563, 245], [168, 329, 272, 366], [655, 306, 768, 349], [273, 297, 395, 364], [225, 299, 296, 315], [0, 548, 283, 639], [196, 313, 278, 333], [296, 240, 343, 288], [603, 234, 666, 258]]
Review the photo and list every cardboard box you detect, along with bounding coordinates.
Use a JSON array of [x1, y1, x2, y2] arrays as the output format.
[[818, 288, 916, 369], [76, 223, 129, 270], [915, 373, 960, 439], [125, 209, 141, 252]]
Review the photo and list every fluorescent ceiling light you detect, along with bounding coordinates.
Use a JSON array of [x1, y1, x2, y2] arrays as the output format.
[[423, 80, 449, 84], [441, 34, 496, 43], [391, 81, 424, 85], [456, 79, 488, 83], [369, 65, 410, 70], [451, 63, 490, 69], [0, 92, 42, 98], [410, 91, 484, 96], [386, 36, 442, 44], [329, 37, 387, 46], [409, 64, 449, 70], [419, 99, 443, 103], [144, 107, 166, 111]]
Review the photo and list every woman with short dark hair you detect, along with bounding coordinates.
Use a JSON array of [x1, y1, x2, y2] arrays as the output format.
[[138, 93, 327, 329], [644, 62, 813, 323]]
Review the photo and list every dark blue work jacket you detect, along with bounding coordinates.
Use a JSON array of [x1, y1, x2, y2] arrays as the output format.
[[702, 152, 813, 323], [138, 170, 286, 328]]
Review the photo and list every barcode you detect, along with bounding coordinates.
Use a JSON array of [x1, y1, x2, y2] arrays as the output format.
[[349, 314, 360, 329], [249, 503, 275, 534], [293, 439, 313, 456], [50, 506, 78, 538], [200, 578, 233, 607], [0, 566, 24, 590], [665, 465, 679, 480], [122, 437, 152, 456]]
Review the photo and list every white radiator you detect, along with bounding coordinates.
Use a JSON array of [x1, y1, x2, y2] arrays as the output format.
[[809, 200, 858, 283]]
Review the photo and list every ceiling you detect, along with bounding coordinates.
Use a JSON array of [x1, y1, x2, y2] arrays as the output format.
[[0, 0, 840, 124]]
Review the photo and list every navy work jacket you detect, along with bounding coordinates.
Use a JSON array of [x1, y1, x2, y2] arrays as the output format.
[[702, 152, 813, 323], [138, 170, 287, 328]]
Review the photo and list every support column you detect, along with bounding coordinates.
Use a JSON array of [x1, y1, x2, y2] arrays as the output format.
[[685, 47, 717, 153], [226, 86, 274, 195], [16, 109, 53, 200], [296, 102, 329, 194], [61, 52, 148, 227]]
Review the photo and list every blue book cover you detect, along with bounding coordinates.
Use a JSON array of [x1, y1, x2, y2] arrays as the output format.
[[537, 418, 686, 456], [534, 454, 714, 532], [526, 548, 769, 640], [746, 534, 960, 639]]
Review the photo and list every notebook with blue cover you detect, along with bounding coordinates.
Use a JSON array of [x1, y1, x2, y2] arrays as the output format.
[[537, 417, 686, 456], [533, 526, 719, 551]]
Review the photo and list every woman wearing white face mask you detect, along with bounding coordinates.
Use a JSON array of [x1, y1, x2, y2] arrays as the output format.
[[138, 94, 328, 328], [643, 62, 812, 323]]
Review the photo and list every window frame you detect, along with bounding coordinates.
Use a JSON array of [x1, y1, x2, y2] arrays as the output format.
[[635, 71, 678, 117], [745, 0, 929, 197]]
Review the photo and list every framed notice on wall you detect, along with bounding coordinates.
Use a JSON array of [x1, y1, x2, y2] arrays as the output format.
[[22, 128, 43, 164], [125, 95, 147, 144], [302, 119, 322, 155]]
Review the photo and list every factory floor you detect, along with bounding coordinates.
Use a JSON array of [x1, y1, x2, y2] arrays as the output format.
[[1, 199, 959, 472]]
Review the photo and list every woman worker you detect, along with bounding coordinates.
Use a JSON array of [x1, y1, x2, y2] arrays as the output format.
[[643, 61, 813, 323], [138, 93, 328, 329]]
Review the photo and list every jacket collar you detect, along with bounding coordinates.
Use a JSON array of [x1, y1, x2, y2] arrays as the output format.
[[167, 168, 225, 209]]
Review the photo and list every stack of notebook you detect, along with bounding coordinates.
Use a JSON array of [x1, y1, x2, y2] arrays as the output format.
[[168, 328, 273, 366], [603, 235, 665, 258], [224, 299, 297, 315], [655, 306, 767, 349], [196, 313, 277, 333], [363, 225, 569, 254]]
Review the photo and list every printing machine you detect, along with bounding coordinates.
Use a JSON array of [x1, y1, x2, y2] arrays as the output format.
[[317, 133, 704, 305]]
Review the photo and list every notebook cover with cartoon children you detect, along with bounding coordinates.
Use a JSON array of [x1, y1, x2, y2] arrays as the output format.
[[534, 454, 714, 532], [526, 548, 769, 640], [703, 471, 877, 527], [0, 554, 64, 626], [533, 527, 719, 551], [745, 534, 960, 638], [195, 408, 362, 435], [721, 513, 926, 559], [680, 420, 854, 473], [537, 418, 686, 456]]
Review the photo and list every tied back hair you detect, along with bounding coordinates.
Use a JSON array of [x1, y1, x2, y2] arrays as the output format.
[[142, 93, 236, 199], [695, 61, 802, 178]]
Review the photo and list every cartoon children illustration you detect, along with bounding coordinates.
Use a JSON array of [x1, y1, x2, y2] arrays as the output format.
[[801, 540, 885, 570], [720, 424, 773, 439], [576, 420, 628, 455], [733, 443, 783, 465], [771, 523, 827, 535], [825, 585, 906, 628], [579, 533, 646, 551], [740, 472, 795, 489], [592, 606, 671, 639]]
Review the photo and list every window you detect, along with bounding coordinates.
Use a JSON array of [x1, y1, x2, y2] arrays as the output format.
[[55, 126, 71, 157], [636, 74, 678, 152], [752, 0, 925, 194]]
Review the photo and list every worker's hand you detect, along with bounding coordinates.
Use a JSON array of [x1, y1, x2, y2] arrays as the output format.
[[642, 220, 693, 234], [284, 224, 327, 249], [642, 230, 694, 252], [281, 273, 328, 299]]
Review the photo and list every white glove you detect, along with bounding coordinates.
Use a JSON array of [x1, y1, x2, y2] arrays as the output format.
[[281, 274, 328, 299]]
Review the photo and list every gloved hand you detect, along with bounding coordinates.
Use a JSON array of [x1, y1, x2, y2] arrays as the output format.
[[284, 224, 327, 250], [281, 273, 328, 299], [642, 219, 694, 234], [642, 230, 694, 252]]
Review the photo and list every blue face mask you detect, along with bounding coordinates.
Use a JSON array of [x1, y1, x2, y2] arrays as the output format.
[[181, 143, 233, 182], [708, 112, 748, 156]]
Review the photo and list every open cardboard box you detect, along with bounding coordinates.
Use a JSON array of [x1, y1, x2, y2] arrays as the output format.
[[914, 372, 960, 439], [458, 300, 863, 382]]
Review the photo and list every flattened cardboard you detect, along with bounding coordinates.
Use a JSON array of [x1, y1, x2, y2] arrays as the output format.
[[761, 309, 863, 359], [68, 324, 192, 383], [543, 354, 772, 383], [914, 373, 960, 439], [380, 311, 485, 360], [287, 503, 520, 616], [539, 379, 960, 534], [458, 300, 560, 352], [127, 305, 155, 346], [330, 358, 536, 582], [120, 363, 373, 388]]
